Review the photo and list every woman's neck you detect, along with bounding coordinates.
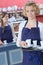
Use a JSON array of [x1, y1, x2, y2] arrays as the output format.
[[28, 18, 36, 23], [25, 18, 37, 29]]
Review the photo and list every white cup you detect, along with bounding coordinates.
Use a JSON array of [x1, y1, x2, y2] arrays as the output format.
[[40, 41, 43, 48], [3, 40, 7, 44], [33, 40, 37, 47], [26, 39, 31, 47]]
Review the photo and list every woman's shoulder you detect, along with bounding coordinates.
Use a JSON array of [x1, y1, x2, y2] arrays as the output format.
[[0, 27, 2, 30], [5, 25, 11, 30], [38, 21, 43, 40], [38, 21, 43, 28]]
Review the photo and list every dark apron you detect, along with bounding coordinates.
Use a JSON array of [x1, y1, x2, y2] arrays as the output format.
[[21, 21, 41, 45], [21, 21, 41, 65]]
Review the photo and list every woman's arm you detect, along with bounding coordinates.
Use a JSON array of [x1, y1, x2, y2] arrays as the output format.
[[16, 21, 27, 47], [0, 39, 3, 45], [0, 28, 3, 45]]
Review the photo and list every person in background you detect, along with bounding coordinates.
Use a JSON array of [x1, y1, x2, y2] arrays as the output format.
[[16, 1, 43, 65], [8, 13, 16, 22], [0, 12, 13, 45], [0, 13, 2, 22], [15, 12, 24, 21]]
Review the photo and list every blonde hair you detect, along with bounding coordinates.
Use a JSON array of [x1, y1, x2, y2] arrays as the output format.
[[23, 1, 40, 17]]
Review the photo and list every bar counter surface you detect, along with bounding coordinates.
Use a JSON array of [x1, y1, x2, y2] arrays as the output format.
[[0, 42, 43, 65]]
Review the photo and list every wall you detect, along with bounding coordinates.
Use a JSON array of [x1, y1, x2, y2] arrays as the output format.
[[0, 0, 43, 8]]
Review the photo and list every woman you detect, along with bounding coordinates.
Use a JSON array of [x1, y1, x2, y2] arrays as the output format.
[[0, 12, 13, 45], [17, 1, 43, 65]]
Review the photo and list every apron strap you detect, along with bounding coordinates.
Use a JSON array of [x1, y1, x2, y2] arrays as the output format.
[[36, 21, 38, 27]]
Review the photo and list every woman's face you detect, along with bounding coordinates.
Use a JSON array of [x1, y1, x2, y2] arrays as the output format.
[[2, 14, 9, 25], [4, 14, 9, 21], [26, 6, 36, 20]]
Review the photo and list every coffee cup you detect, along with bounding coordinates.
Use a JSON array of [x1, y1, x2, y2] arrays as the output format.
[[33, 40, 37, 47], [3, 40, 7, 44], [26, 39, 31, 47], [40, 41, 43, 48]]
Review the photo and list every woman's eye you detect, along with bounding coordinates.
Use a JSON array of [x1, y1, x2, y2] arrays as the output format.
[[26, 11, 29, 13], [26, 10, 34, 13]]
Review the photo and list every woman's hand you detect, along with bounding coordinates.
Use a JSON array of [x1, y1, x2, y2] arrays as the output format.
[[0, 40, 3, 45], [20, 41, 27, 48]]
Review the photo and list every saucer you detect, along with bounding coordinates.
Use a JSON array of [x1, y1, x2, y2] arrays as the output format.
[[37, 46, 43, 50], [26, 44, 33, 48]]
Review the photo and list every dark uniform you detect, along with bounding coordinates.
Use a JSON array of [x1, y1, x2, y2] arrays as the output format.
[[21, 21, 41, 65], [0, 25, 13, 43]]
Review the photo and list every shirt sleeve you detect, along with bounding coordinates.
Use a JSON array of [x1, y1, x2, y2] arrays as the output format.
[[38, 22, 43, 40]]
